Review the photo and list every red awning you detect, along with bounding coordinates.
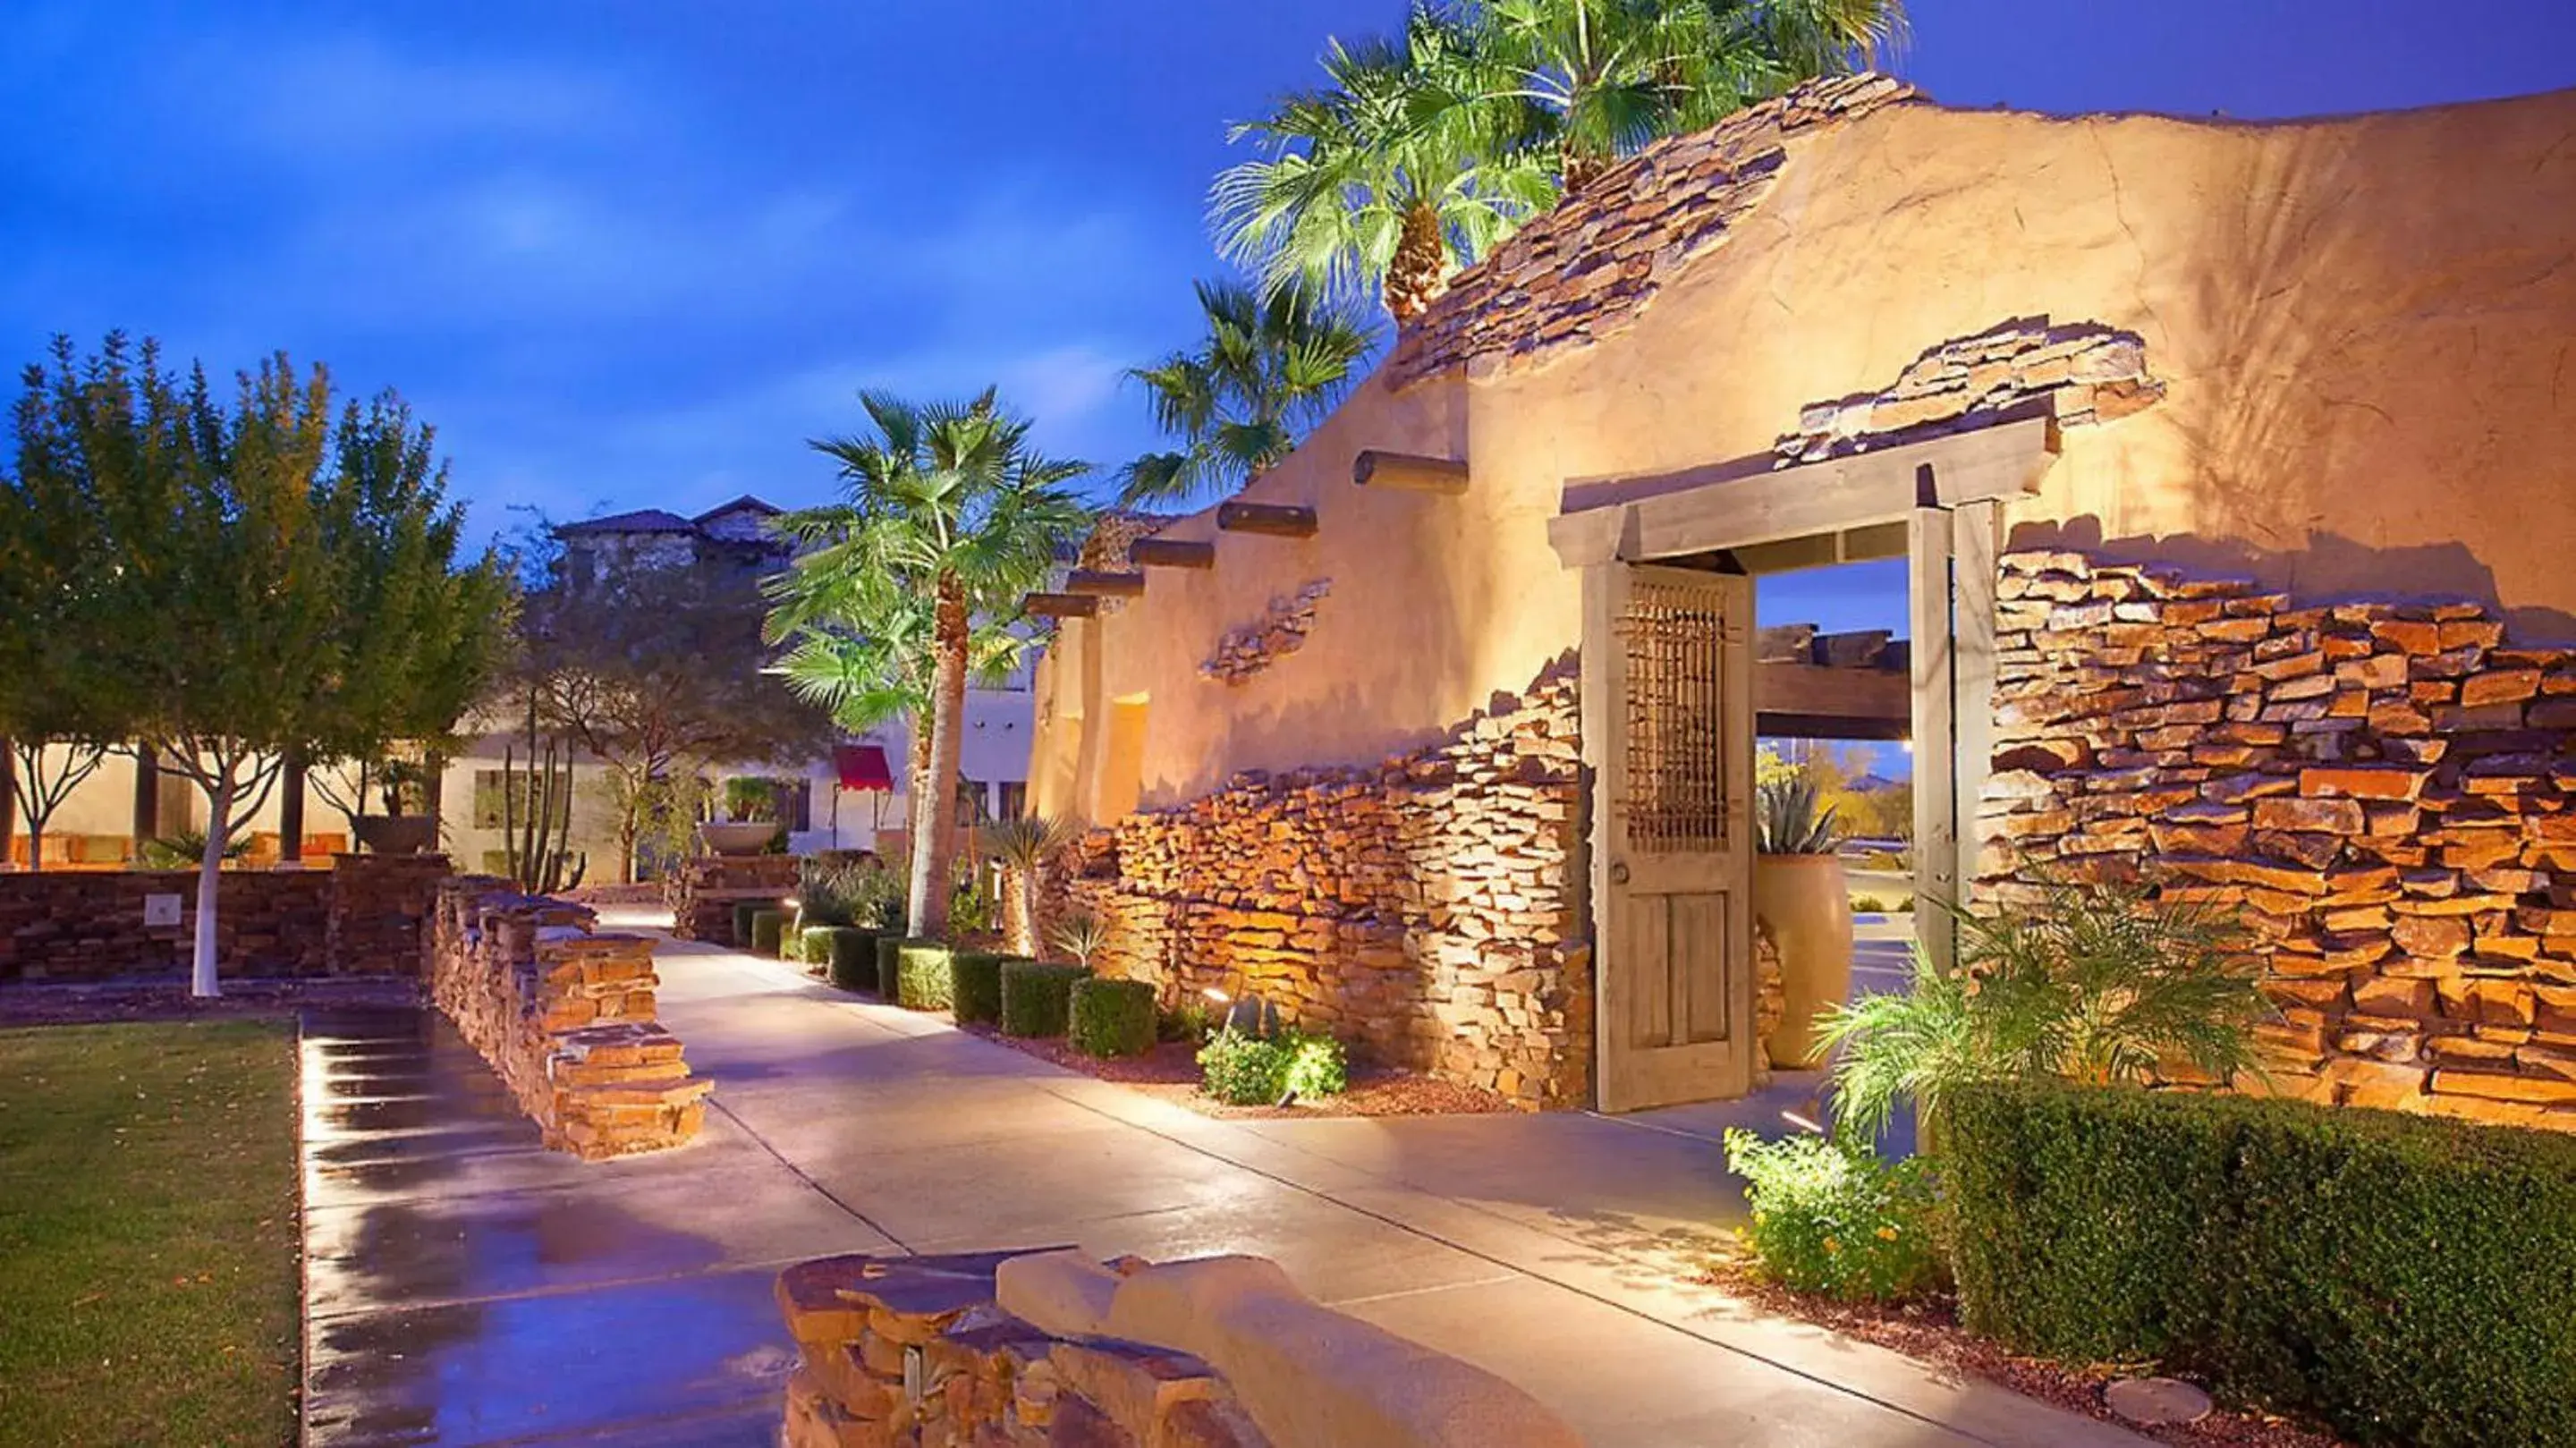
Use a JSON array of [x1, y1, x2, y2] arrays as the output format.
[[833, 744, 894, 792]]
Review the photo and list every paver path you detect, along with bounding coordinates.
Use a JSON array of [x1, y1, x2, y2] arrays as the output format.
[[301, 934, 2147, 1447]]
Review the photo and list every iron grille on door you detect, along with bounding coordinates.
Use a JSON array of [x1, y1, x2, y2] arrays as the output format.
[[1618, 578, 1730, 852]]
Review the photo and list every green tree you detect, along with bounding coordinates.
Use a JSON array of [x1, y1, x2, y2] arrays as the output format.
[[770, 391, 1090, 938], [1117, 279, 1377, 509], [1214, 13, 1553, 320], [0, 334, 511, 995]]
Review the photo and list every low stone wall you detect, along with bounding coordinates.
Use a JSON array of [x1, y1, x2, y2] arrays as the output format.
[[1979, 549, 2576, 1131], [669, 854, 800, 944], [1054, 658, 1589, 1109], [775, 1249, 1581, 1448], [426, 877, 709, 1158], [0, 853, 445, 984]]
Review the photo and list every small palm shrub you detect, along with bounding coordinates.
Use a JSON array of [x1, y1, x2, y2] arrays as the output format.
[[1197, 1025, 1349, 1105], [1067, 978, 1157, 1059], [1000, 961, 1089, 1038], [1723, 1129, 1945, 1301], [1050, 910, 1111, 970], [139, 829, 248, 869], [1815, 878, 2274, 1143], [979, 815, 1076, 955]]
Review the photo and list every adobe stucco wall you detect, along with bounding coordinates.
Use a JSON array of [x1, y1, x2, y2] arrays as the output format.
[[1034, 81, 2576, 818]]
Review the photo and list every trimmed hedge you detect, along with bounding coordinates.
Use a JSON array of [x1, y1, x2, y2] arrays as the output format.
[[875, 934, 902, 1000], [948, 952, 1025, 1027], [732, 902, 764, 948], [817, 927, 879, 992], [1068, 978, 1157, 1060], [894, 940, 953, 1011], [1000, 961, 1089, 1038], [750, 908, 788, 958], [1948, 1080, 2576, 1448]]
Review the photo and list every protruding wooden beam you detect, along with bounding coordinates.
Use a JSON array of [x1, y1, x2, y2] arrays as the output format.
[[1022, 592, 1099, 619], [1352, 450, 1468, 494], [1129, 538, 1215, 570], [1216, 502, 1318, 538], [1065, 569, 1146, 598]]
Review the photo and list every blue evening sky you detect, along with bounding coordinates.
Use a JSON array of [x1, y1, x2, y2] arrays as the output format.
[[4, 0, 2571, 595]]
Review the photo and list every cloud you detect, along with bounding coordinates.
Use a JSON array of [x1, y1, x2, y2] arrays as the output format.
[[214, 33, 642, 158]]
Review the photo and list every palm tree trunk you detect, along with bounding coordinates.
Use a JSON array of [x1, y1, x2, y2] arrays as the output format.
[[908, 576, 971, 938], [1384, 199, 1449, 323]]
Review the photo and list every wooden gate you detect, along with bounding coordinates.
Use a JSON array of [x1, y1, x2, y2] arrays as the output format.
[[1583, 563, 1757, 1112]]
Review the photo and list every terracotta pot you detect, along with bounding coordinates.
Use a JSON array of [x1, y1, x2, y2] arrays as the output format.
[[698, 822, 778, 857], [352, 815, 437, 854], [1754, 852, 1853, 1069]]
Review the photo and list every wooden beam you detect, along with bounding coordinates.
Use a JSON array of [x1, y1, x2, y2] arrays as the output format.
[[1952, 500, 2003, 910], [1216, 502, 1318, 538], [1064, 569, 1146, 598], [1022, 592, 1099, 619], [1128, 538, 1215, 570], [1910, 508, 1957, 972], [1758, 711, 1909, 742], [1352, 450, 1469, 494], [1548, 413, 2056, 567], [1755, 660, 1908, 724]]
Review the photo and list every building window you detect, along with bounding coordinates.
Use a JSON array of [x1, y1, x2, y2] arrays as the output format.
[[956, 777, 988, 824], [996, 783, 1027, 821]]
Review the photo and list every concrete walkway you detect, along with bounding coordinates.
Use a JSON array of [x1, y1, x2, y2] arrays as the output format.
[[301, 935, 2146, 1447]]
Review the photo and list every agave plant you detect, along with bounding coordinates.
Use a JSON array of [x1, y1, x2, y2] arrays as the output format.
[[1814, 879, 2275, 1145], [980, 815, 1079, 955], [1049, 910, 1113, 971], [1755, 775, 1838, 854]]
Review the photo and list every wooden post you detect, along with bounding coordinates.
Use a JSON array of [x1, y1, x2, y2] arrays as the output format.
[[1909, 508, 1956, 973], [1214, 502, 1318, 538], [1128, 538, 1215, 570], [0, 738, 15, 867], [1950, 502, 2002, 914], [1022, 592, 1101, 620], [1352, 451, 1469, 494], [131, 743, 160, 843], [279, 752, 307, 863]]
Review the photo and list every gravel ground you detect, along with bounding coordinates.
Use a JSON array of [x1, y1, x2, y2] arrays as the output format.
[[1695, 1256, 2348, 1448]]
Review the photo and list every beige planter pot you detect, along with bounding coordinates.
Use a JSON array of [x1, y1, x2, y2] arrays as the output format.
[[1755, 852, 1854, 1070]]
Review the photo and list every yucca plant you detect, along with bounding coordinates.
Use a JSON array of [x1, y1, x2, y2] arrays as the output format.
[[1755, 775, 1838, 854], [1814, 878, 2275, 1146], [1050, 910, 1113, 970], [980, 815, 1079, 956]]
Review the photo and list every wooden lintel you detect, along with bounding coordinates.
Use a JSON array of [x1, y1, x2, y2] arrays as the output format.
[[1021, 592, 1099, 619], [1216, 502, 1318, 538], [1064, 569, 1146, 598], [1352, 450, 1469, 494], [1755, 660, 1909, 725], [1548, 413, 2058, 568], [1128, 538, 1215, 570]]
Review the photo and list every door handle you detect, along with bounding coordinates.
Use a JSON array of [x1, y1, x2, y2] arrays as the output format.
[[1608, 860, 1630, 885]]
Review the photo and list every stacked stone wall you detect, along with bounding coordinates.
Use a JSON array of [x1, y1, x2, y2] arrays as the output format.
[[1979, 549, 2576, 1131], [0, 853, 445, 983], [1054, 657, 1589, 1109], [426, 877, 709, 1157], [669, 854, 800, 944]]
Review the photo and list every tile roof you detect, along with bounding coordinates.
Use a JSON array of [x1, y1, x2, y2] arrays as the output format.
[[555, 508, 698, 536]]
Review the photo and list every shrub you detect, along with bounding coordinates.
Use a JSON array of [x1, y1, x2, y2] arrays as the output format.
[[1852, 894, 1888, 914], [1948, 1080, 2576, 1448], [1068, 978, 1157, 1059], [1000, 962, 1089, 1038], [732, 901, 765, 948], [948, 952, 1025, 1027], [875, 934, 903, 1000], [750, 908, 788, 958], [894, 940, 953, 1011], [1158, 998, 1215, 1043], [818, 927, 878, 993], [1195, 1025, 1348, 1105], [1722, 1129, 1944, 1302], [1816, 878, 2272, 1142]]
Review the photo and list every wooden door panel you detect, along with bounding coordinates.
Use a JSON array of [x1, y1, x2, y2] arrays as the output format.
[[1588, 563, 1756, 1112]]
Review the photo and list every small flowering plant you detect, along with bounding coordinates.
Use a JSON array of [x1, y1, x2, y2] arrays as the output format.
[[1723, 1127, 1945, 1301]]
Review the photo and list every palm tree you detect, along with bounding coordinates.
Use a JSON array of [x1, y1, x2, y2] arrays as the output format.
[[1213, 13, 1555, 321], [1468, 0, 1909, 191], [767, 391, 1091, 937], [1117, 280, 1378, 510], [979, 814, 1079, 956]]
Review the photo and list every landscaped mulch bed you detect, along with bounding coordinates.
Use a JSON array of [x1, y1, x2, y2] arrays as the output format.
[[0, 1020, 302, 1447], [0, 975, 419, 1028], [1695, 1254, 2348, 1448], [959, 1024, 1517, 1120]]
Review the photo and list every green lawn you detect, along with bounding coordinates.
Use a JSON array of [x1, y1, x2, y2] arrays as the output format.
[[0, 1020, 301, 1447]]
